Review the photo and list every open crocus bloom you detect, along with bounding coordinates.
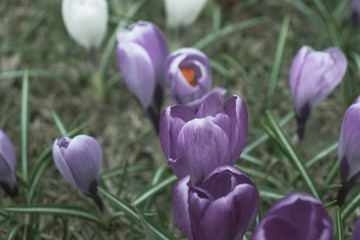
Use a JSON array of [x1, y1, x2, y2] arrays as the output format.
[[62, 0, 108, 49], [0, 129, 18, 198], [166, 48, 212, 106], [172, 165, 259, 240], [289, 46, 347, 139], [160, 90, 248, 185], [250, 193, 333, 240], [52, 135, 102, 196]]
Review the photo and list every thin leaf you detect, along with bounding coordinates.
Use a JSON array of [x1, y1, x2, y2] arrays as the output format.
[[27, 158, 52, 203], [257, 185, 286, 200], [265, 15, 290, 109], [324, 158, 339, 187], [265, 111, 320, 199], [0, 69, 64, 80], [193, 17, 264, 50], [21, 70, 29, 184], [236, 165, 283, 189], [6, 223, 24, 240], [101, 165, 150, 180], [209, 59, 236, 81], [133, 175, 177, 206], [51, 108, 67, 137], [239, 153, 264, 166], [335, 206, 344, 240], [324, 200, 337, 208], [98, 187, 176, 240], [1, 205, 104, 227], [341, 188, 360, 221], [305, 141, 338, 168]]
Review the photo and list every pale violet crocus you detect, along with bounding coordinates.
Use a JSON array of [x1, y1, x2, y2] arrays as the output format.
[[166, 48, 212, 107], [250, 193, 333, 240], [0, 129, 18, 198], [172, 165, 259, 240], [52, 135, 102, 198], [337, 96, 360, 206], [117, 21, 169, 132], [160, 90, 248, 185], [289, 46, 347, 139], [62, 0, 108, 50], [164, 0, 208, 28], [352, 0, 360, 23], [352, 217, 360, 240]]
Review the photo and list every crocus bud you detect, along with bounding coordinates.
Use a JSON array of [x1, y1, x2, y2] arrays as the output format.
[[352, 217, 360, 240], [0, 129, 18, 198], [173, 165, 259, 240], [160, 90, 248, 185], [337, 96, 360, 206], [52, 135, 102, 196], [117, 21, 169, 132], [289, 46, 347, 139], [352, 0, 360, 24], [62, 0, 108, 49], [250, 193, 333, 240], [166, 48, 212, 106], [164, 0, 208, 28]]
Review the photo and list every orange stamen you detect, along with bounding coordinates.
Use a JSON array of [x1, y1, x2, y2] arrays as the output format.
[[181, 67, 196, 87]]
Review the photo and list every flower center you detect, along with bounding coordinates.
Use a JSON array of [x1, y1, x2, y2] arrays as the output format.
[[181, 67, 196, 87], [58, 137, 70, 148]]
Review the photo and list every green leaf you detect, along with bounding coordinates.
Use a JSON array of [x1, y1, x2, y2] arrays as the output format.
[[209, 59, 236, 82], [265, 15, 290, 109], [133, 175, 177, 206], [1, 205, 104, 227], [27, 158, 51, 203], [305, 141, 338, 168], [341, 188, 360, 221], [51, 108, 67, 137], [193, 17, 264, 50], [21, 70, 30, 184], [236, 165, 283, 189], [335, 206, 344, 240], [100, 165, 150, 180], [265, 111, 320, 199], [98, 187, 176, 240], [257, 185, 286, 200], [6, 223, 24, 240], [0, 69, 64, 80]]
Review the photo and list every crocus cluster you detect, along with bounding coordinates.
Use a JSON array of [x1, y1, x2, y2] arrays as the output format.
[[337, 96, 360, 206], [62, 0, 108, 50], [250, 193, 333, 240], [289, 46, 347, 139], [52, 135, 102, 197], [0, 129, 18, 198]]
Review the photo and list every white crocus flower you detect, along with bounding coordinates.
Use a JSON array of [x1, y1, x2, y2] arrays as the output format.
[[62, 0, 108, 50], [164, 0, 207, 28]]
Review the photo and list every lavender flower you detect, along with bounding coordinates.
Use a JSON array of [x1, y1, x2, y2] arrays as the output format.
[[172, 165, 259, 240], [352, 0, 360, 23], [160, 90, 248, 185], [250, 193, 333, 240], [352, 217, 360, 240], [337, 96, 360, 206], [52, 135, 102, 197], [0, 129, 18, 197], [117, 21, 169, 131], [166, 48, 212, 106], [289, 46, 347, 139]]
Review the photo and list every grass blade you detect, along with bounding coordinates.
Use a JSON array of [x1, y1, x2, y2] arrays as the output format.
[[6, 223, 24, 240], [335, 206, 344, 240], [98, 187, 176, 240], [257, 185, 286, 200], [2, 205, 103, 226], [341, 188, 360, 221], [21, 70, 30, 184], [193, 17, 263, 50], [265, 15, 290, 109], [236, 164, 283, 189], [305, 141, 338, 168], [265, 111, 320, 199], [51, 108, 67, 137], [0, 69, 64, 80]]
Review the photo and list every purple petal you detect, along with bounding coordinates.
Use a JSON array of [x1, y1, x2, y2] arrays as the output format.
[[0, 129, 17, 196], [352, 217, 360, 240], [196, 91, 224, 118], [185, 87, 227, 112], [177, 119, 231, 184], [168, 157, 190, 180], [117, 42, 155, 109], [172, 176, 193, 240], [159, 105, 195, 160], [338, 97, 360, 182], [224, 95, 248, 164]]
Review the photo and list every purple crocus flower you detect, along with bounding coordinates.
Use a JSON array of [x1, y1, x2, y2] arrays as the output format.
[[0, 129, 18, 198], [352, 217, 360, 240], [172, 165, 259, 240], [289, 46, 347, 139], [166, 48, 212, 105], [117, 21, 169, 132], [160, 90, 248, 185], [250, 193, 333, 240], [352, 0, 360, 23], [52, 135, 102, 197], [337, 96, 360, 206]]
